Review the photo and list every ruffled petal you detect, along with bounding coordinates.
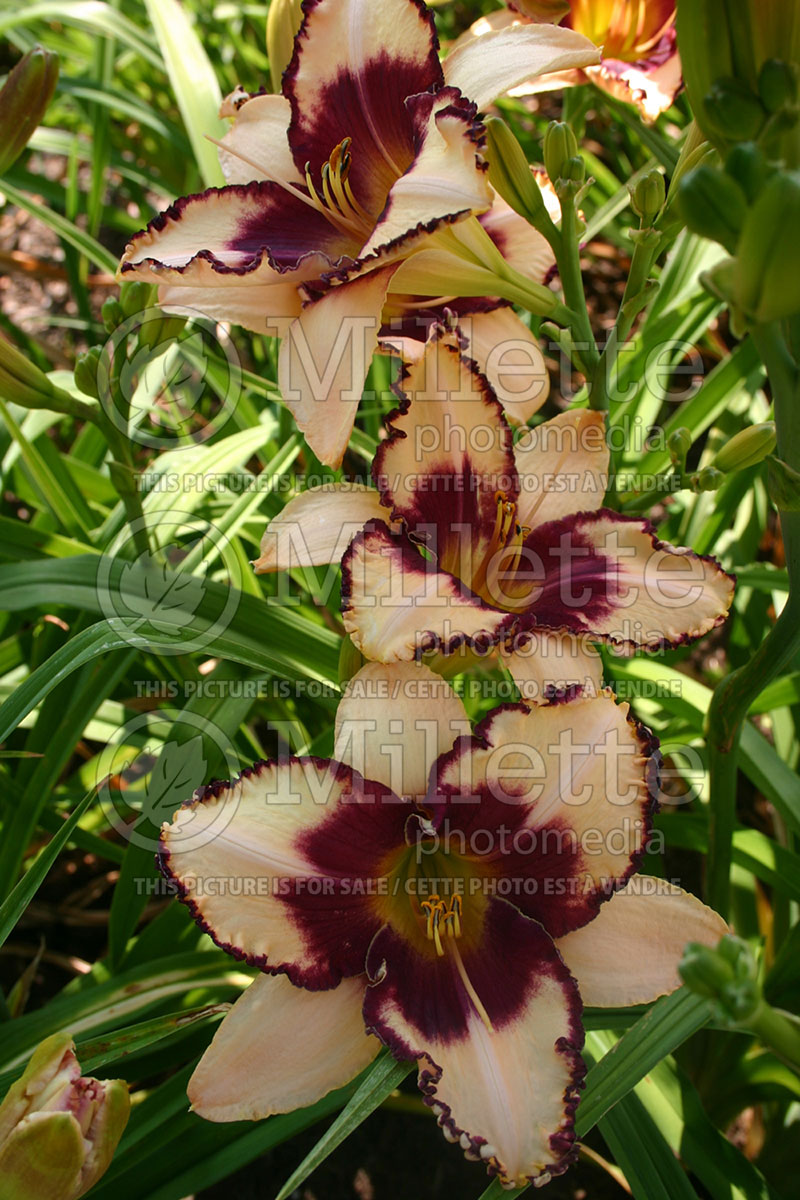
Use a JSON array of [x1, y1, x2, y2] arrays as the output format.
[[278, 265, 397, 467], [120, 181, 353, 282], [501, 629, 603, 703], [432, 695, 658, 937], [513, 409, 609, 529], [364, 900, 584, 1187], [188, 972, 378, 1120], [588, 51, 683, 122], [358, 89, 491, 262], [342, 520, 515, 662], [507, 512, 734, 649], [159, 758, 407, 988], [217, 89, 302, 185], [253, 483, 386, 572], [556, 876, 728, 1006], [374, 328, 518, 582], [335, 661, 470, 800], [442, 22, 601, 110], [284, 0, 442, 218]]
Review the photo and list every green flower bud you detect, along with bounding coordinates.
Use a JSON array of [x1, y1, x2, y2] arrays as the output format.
[[767, 454, 800, 511], [712, 422, 776, 472], [0, 336, 58, 408], [679, 942, 735, 999], [667, 427, 692, 465], [758, 58, 799, 113], [137, 309, 188, 351], [73, 347, 102, 401], [703, 77, 766, 143], [485, 118, 552, 229], [692, 466, 725, 491], [677, 0, 758, 147], [0, 46, 59, 175], [543, 121, 578, 186], [724, 142, 772, 204], [677, 164, 748, 252], [101, 297, 124, 334], [735, 169, 800, 324], [630, 169, 666, 225], [0, 1033, 129, 1200], [680, 935, 762, 1025], [266, 0, 303, 92], [560, 155, 585, 186], [119, 281, 153, 318]]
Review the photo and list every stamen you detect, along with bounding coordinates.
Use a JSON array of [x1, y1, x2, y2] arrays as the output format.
[[420, 894, 463, 955], [472, 492, 521, 600], [432, 909, 444, 957]]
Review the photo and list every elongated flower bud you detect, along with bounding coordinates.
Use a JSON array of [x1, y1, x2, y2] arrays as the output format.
[[703, 78, 765, 143], [119, 280, 153, 318], [758, 59, 799, 113], [724, 142, 772, 204], [73, 347, 102, 401], [0, 46, 59, 175], [0, 1033, 130, 1200], [0, 336, 59, 408], [543, 121, 578, 187], [734, 169, 800, 324], [266, 0, 303, 92], [630, 169, 666, 225], [676, 164, 748, 252], [485, 118, 552, 230], [713, 423, 776, 472]]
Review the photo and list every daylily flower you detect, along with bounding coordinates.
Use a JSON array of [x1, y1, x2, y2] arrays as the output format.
[[119, 0, 600, 465], [457, 1, 681, 122], [159, 660, 726, 1188], [255, 327, 734, 702], [0, 1033, 130, 1200]]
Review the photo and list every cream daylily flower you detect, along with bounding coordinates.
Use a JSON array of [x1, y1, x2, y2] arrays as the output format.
[[255, 326, 734, 702], [456, 0, 682, 122], [159, 661, 726, 1188], [119, 0, 600, 465]]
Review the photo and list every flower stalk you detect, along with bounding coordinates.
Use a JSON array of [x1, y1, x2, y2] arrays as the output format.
[[706, 322, 800, 918]]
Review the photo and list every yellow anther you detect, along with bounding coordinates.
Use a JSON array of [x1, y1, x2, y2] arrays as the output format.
[[299, 140, 371, 239]]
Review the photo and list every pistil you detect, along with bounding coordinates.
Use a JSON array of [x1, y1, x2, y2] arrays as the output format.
[[471, 492, 531, 605]]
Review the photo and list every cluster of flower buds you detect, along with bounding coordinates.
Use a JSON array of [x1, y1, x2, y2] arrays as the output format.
[[0, 1033, 129, 1200], [677, 0, 800, 160], [681, 156, 800, 333], [0, 46, 58, 175], [680, 934, 800, 1071], [679, 933, 761, 1024]]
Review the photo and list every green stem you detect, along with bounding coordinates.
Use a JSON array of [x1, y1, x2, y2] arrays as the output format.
[[706, 323, 800, 918], [591, 229, 662, 413], [748, 1002, 800, 1072], [556, 193, 599, 379]]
